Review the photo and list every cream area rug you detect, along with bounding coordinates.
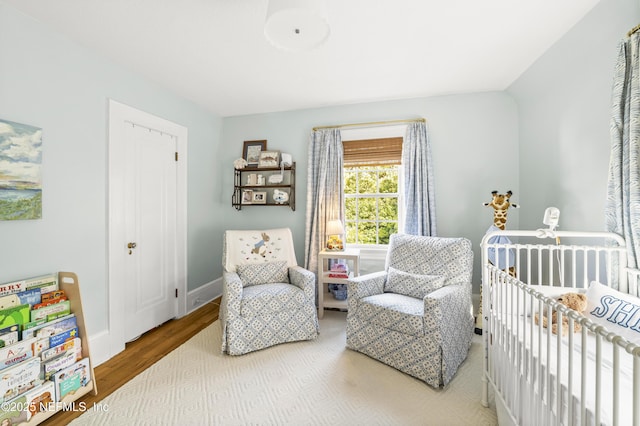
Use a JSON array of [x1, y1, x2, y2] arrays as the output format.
[[71, 311, 498, 425]]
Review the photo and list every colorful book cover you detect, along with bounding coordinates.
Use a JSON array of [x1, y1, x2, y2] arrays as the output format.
[[41, 337, 81, 362], [0, 293, 21, 310], [0, 393, 29, 425], [0, 337, 36, 371], [0, 279, 26, 297], [22, 318, 47, 332], [0, 304, 30, 329], [41, 289, 65, 303], [30, 300, 70, 322], [24, 273, 58, 292], [22, 380, 55, 421], [22, 314, 75, 340], [35, 315, 76, 339], [32, 296, 68, 310], [49, 327, 79, 347], [43, 349, 79, 380], [16, 288, 42, 307], [52, 357, 90, 402], [32, 337, 50, 357], [0, 324, 20, 346], [0, 357, 41, 403]]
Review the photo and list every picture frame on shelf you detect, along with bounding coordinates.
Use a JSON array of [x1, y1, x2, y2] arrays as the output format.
[[241, 189, 253, 204], [258, 151, 280, 168], [252, 191, 267, 204], [243, 140, 267, 166]]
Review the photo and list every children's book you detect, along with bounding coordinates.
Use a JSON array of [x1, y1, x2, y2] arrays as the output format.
[[49, 327, 79, 347], [0, 279, 26, 297], [41, 289, 65, 303], [52, 357, 90, 402], [0, 357, 41, 403], [30, 300, 71, 322], [0, 337, 37, 371], [24, 273, 58, 294], [17, 288, 42, 307], [22, 380, 55, 421], [22, 318, 47, 332], [0, 324, 20, 347], [40, 337, 81, 362], [0, 293, 21, 310], [0, 393, 29, 425], [32, 296, 68, 311], [0, 303, 31, 329], [43, 349, 79, 380], [22, 314, 75, 340]]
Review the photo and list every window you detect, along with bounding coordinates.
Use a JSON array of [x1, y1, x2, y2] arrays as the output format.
[[343, 137, 402, 246]]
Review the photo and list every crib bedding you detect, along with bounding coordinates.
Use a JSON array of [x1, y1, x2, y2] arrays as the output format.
[[489, 310, 636, 426]]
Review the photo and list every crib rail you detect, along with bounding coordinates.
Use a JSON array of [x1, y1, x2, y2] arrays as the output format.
[[480, 230, 638, 426]]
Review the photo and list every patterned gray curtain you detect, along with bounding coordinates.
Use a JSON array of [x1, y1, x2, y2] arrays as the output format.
[[304, 128, 344, 274], [606, 31, 640, 270], [402, 122, 436, 236]]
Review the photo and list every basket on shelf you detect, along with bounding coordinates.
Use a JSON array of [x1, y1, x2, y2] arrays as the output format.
[[328, 283, 347, 300]]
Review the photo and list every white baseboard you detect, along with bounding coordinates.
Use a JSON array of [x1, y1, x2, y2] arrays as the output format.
[[187, 277, 222, 314], [87, 329, 116, 368]]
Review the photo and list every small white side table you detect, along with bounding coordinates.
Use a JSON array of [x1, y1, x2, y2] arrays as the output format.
[[317, 248, 360, 319]]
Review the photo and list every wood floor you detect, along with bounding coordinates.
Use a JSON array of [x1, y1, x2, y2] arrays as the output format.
[[42, 297, 221, 426]]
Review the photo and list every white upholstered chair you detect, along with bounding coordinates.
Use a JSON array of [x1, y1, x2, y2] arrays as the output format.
[[220, 228, 319, 355], [346, 233, 474, 387]]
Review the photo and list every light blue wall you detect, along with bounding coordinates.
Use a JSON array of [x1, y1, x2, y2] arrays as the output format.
[[222, 93, 519, 292], [508, 0, 640, 231], [0, 3, 224, 335], [2, 0, 636, 344]]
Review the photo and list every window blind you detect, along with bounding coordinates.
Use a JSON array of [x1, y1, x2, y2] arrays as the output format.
[[342, 137, 403, 167]]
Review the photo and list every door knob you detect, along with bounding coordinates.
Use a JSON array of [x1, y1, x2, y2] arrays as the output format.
[[128, 242, 137, 255]]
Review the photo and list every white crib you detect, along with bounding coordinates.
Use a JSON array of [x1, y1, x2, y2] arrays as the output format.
[[481, 230, 640, 426]]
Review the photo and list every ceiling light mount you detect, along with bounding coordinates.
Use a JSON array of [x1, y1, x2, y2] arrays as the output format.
[[264, 0, 330, 52]]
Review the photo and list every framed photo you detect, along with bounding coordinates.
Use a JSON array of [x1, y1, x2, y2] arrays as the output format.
[[243, 140, 267, 166], [241, 189, 253, 204], [258, 151, 280, 168], [252, 191, 267, 204]]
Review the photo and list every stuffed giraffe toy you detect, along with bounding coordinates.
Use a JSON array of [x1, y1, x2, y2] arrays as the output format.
[[476, 190, 519, 334], [484, 190, 519, 231]]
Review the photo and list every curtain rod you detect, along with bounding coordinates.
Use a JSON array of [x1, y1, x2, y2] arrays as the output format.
[[312, 118, 426, 131], [628, 23, 640, 37]]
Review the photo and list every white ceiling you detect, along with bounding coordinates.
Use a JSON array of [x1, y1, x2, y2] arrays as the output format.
[[5, 0, 602, 117]]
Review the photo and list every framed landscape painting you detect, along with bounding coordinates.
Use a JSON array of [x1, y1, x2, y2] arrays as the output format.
[[0, 119, 42, 220]]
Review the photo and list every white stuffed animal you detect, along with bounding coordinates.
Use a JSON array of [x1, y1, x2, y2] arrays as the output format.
[[233, 158, 248, 169], [273, 190, 289, 204]]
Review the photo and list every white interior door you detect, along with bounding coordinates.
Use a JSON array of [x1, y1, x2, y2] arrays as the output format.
[[108, 99, 187, 358], [123, 124, 177, 342]]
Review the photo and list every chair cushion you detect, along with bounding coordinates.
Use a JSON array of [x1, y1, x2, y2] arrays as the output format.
[[386, 234, 473, 286], [240, 283, 305, 316], [385, 267, 445, 299], [357, 293, 425, 337], [237, 261, 289, 286]]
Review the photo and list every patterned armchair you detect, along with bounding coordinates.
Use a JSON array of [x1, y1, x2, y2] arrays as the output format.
[[346, 234, 474, 387], [220, 228, 319, 355]]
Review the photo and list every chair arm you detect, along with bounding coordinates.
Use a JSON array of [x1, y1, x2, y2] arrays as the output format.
[[288, 266, 316, 302], [221, 272, 243, 321], [347, 271, 387, 311], [423, 283, 473, 335]]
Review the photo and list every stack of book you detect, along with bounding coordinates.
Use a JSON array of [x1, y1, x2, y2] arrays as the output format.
[[0, 273, 91, 424], [328, 260, 349, 279]]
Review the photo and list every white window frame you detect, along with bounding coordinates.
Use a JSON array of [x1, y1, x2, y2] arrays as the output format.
[[341, 125, 406, 251]]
